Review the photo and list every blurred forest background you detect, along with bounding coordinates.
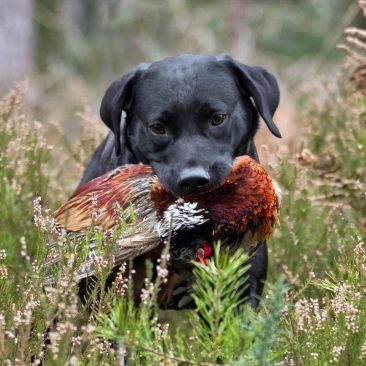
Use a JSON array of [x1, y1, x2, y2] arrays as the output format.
[[0, 0, 363, 192]]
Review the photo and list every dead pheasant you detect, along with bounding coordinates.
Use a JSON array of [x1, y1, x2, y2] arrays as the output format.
[[44, 156, 281, 305]]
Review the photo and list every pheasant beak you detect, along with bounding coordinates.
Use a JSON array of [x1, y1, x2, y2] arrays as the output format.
[[196, 241, 212, 266], [197, 248, 208, 265]]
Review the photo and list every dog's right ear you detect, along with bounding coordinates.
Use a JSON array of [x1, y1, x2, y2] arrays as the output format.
[[217, 54, 281, 138], [100, 63, 149, 156]]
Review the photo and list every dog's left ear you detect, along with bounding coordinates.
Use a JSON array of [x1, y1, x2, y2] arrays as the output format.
[[218, 54, 281, 138], [100, 63, 149, 156]]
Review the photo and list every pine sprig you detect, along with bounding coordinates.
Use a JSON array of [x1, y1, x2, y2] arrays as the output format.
[[95, 243, 288, 365], [191, 243, 251, 361]]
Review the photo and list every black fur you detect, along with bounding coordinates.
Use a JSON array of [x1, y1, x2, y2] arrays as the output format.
[[80, 53, 280, 308]]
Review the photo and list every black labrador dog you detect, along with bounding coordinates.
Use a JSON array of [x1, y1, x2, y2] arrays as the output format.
[[80, 53, 281, 308]]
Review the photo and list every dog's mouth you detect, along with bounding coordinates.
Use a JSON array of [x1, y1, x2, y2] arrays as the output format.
[[150, 160, 233, 197], [177, 183, 218, 196]]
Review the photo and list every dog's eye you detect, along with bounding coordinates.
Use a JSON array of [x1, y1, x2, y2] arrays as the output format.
[[211, 114, 227, 126], [149, 123, 166, 135]]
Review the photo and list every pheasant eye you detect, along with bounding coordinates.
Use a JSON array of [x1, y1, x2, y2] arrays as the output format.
[[211, 114, 227, 126], [149, 123, 166, 135]]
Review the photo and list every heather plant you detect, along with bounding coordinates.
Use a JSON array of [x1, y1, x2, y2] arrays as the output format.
[[0, 86, 51, 264], [267, 70, 366, 290], [0, 88, 113, 363], [281, 236, 366, 365], [268, 49, 366, 364]]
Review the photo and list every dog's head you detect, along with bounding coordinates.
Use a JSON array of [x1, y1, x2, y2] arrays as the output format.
[[100, 54, 280, 196]]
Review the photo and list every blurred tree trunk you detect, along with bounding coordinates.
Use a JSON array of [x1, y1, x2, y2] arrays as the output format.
[[0, 0, 34, 92]]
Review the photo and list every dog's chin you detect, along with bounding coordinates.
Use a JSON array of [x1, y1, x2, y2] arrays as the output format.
[[161, 180, 222, 197], [179, 184, 220, 197]]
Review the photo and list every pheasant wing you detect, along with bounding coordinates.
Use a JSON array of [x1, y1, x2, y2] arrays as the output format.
[[44, 165, 163, 284]]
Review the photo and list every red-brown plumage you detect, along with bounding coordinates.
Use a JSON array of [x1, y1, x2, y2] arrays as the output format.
[[205, 156, 279, 253], [49, 156, 280, 293], [56, 164, 157, 231], [147, 156, 279, 254]]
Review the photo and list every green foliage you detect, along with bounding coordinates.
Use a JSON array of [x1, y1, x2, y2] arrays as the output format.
[[191, 245, 252, 360], [265, 74, 366, 364], [0, 88, 51, 265], [247, 0, 352, 63], [96, 245, 288, 365], [283, 237, 366, 365]]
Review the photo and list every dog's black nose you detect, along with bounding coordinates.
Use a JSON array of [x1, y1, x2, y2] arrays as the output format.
[[178, 168, 210, 191]]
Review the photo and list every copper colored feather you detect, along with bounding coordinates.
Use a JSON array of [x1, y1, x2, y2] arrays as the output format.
[[202, 156, 281, 255], [45, 156, 281, 285]]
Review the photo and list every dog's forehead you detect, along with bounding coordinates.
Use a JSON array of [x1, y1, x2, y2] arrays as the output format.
[[148, 54, 216, 75], [134, 55, 238, 111], [142, 55, 231, 85]]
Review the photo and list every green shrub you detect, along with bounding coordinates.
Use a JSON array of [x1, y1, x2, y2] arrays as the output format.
[[96, 245, 288, 366]]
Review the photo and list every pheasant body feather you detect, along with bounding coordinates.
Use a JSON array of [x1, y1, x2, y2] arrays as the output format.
[[45, 156, 280, 289]]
